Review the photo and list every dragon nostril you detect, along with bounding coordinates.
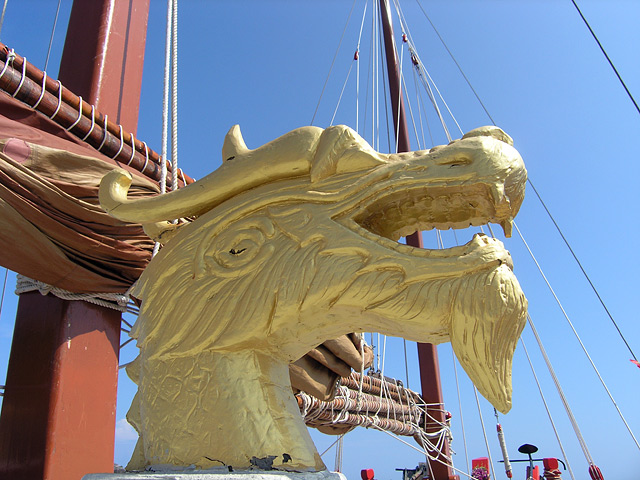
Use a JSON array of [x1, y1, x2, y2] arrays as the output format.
[[229, 248, 247, 255]]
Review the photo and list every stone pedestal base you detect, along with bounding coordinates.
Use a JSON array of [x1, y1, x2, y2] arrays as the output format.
[[83, 469, 347, 480]]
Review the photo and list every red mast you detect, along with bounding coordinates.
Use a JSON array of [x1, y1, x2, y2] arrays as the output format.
[[378, 1, 457, 479], [0, 2, 149, 479]]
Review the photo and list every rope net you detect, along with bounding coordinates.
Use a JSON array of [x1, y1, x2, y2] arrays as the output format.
[[296, 371, 455, 467]]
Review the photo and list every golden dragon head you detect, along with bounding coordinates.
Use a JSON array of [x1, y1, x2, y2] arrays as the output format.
[[101, 124, 527, 414]]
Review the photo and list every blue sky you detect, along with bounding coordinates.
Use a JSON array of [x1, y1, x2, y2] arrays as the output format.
[[1, 1, 639, 479]]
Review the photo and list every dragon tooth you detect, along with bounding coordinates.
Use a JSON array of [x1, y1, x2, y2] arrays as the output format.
[[500, 218, 513, 238]]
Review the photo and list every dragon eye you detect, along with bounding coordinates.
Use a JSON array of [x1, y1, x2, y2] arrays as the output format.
[[229, 248, 247, 255]]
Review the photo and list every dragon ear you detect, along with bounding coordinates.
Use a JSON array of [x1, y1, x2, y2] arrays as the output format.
[[143, 221, 184, 244], [222, 125, 250, 162], [310, 126, 387, 183]]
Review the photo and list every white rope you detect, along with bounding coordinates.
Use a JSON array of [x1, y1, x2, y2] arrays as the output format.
[[355, 1, 368, 133], [0, 0, 9, 40], [372, 425, 473, 480], [126, 132, 136, 166], [330, 61, 354, 126], [451, 349, 471, 475], [356, 333, 366, 410], [527, 314, 596, 466], [472, 385, 496, 477], [170, 0, 179, 192], [520, 338, 576, 480], [43, 0, 62, 72], [11, 55, 26, 97], [0, 47, 15, 80], [160, 0, 172, 195], [49, 80, 63, 120], [310, 0, 357, 126], [334, 434, 344, 472], [319, 435, 344, 457], [493, 409, 515, 480], [15, 275, 130, 313], [80, 104, 95, 141], [65, 96, 83, 132], [97, 114, 109, 151], [393, 1, 463, 139], [514, 221, 640, 451], [109, 125, 125, 160], [32, 72, 47, 110], [394, 30, 404, 153]]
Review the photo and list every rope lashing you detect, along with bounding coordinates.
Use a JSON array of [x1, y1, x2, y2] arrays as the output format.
[[15, 274, 133, 313], [0, 43, 193, 186], [588, 464, 605, 480], [495, 409, 513, 478]]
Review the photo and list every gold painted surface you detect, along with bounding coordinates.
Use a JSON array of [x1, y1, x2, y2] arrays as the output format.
[[100, 125, 528, 471]]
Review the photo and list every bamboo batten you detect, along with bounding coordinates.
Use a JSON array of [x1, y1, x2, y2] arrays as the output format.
[[297, 372, 428, 437], [0, 43, 194, 187]]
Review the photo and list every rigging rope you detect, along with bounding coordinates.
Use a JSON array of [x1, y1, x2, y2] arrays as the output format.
[[44, 0, 62, 72], [526, 314, 597, 467], [570, 0, 640, 117], [413, 0, 496, 125], [526, 180, 637, 363], [311, 0, 357, 126], [170, 0, 179, 192], [330, 61, 354, 126], [494, 409, 513, 479], [451, 348, 471, 476], [410, 1, 636, 373], [0, 268, 8, 319], [520, 338, 576, 480], [0, 0, 8, 41], [355, 1, 368, 133], [514, 222, 640, 451], [160, 0, 172, 196], [417, 0, 635, 366], [472, 386, 496, 478]]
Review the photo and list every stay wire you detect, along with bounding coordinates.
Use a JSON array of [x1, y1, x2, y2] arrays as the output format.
[[0, 0, 8, 40], [311, 0, 357, 126], [515, 221, 640, 451], [451, 349, 471, 476], [472, 386, 496, 477], [330, 61, 354, 126], [355, 1, 368, 133], [415, 0, 633, 364], [44, 0, 62, 72], [0, 268, 8, 318], [571, 0, 640, 117], [413, 0, 496, 125], [527, 178, 637, 362], [526, 315, 594, 465]]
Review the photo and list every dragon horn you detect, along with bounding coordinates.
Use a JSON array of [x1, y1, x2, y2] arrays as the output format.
[[99, 125, 324, 224]]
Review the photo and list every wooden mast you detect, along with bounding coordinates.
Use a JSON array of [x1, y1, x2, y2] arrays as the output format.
[[0, 1, 150, 479], [378, 1, 458, 479]]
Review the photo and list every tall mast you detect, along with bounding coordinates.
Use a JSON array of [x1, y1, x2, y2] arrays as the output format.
[[0, 2, 149, 479], [378, 1, 457, 479]]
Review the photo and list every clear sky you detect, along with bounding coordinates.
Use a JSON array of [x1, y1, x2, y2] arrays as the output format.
[[0, 1, 639, 479]]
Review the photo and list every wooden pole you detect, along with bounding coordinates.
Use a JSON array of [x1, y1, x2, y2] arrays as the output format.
[[378, 1, 457, 478], [0, 1, 150, 479]]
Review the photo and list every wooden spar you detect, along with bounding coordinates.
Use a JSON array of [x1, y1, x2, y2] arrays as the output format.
[[378, 1, 458, 479], [0, 1, 149, 479], [0, 43, 193, 187]]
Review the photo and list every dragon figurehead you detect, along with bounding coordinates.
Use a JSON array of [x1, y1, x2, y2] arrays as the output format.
[[100, 124, 527, 471]]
